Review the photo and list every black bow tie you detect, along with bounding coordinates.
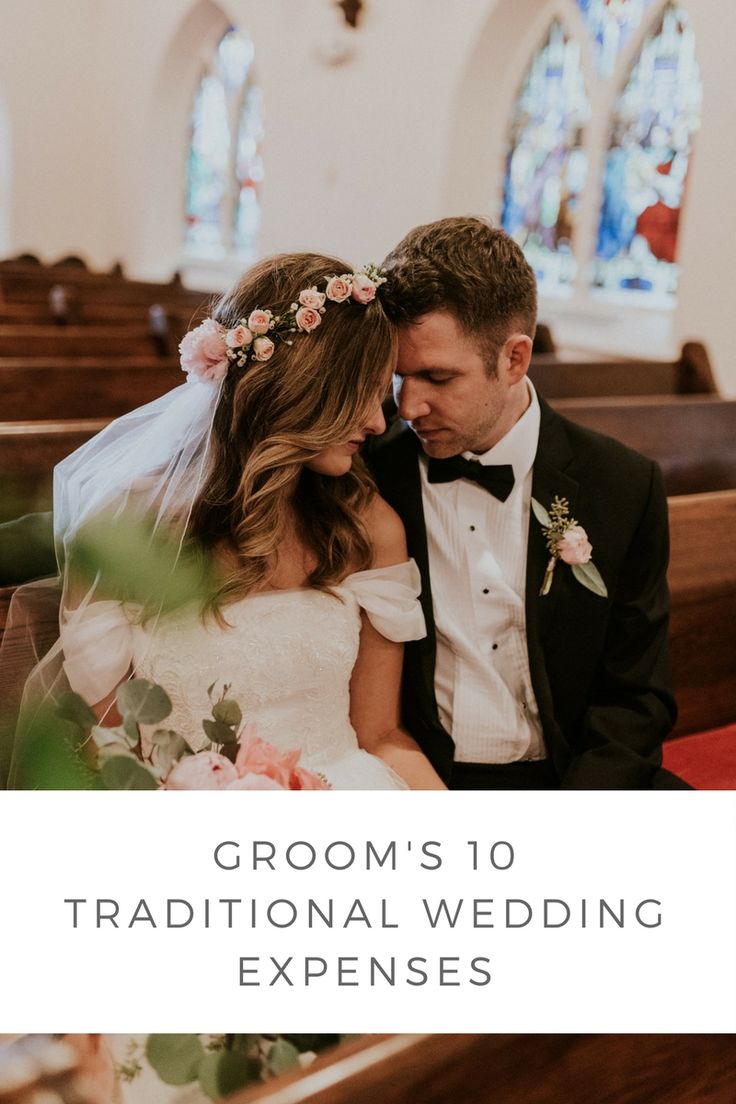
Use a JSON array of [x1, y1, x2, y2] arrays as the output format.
[[427, 455, 515, 502]]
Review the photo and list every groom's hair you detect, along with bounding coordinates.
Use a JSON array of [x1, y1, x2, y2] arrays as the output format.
[[380, 216, 537, 373]]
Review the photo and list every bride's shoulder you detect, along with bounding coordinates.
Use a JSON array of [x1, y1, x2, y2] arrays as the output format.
[[361, 493, 408, 568]]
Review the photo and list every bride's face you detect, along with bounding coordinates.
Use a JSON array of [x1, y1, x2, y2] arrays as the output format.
[[305, 394, 387, 477]]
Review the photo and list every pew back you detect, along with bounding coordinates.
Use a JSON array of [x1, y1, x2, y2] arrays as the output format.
[[0, 419, 108, 520], [552, 396, 736, 495], [530, 341, 716, 398], [0, 357, 181, 420], [225, 1033, 736, 1104], [668, 489, 736, 736]]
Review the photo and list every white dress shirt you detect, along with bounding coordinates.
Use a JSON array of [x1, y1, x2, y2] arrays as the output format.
[[420, 382, 546, 763]]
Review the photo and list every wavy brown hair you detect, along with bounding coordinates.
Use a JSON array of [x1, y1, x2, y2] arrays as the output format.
[[187, 252, 396, 614]]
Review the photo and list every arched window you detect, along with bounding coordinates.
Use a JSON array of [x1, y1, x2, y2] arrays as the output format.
[[592, 2, 702, 300], [185, 26, 263, 260], [501, 1, 701, 308], [576, 0, 655, 77], [501, 21, 590, 296]]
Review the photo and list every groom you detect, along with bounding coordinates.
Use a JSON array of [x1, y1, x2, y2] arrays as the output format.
[[370, 216, 684, 789]]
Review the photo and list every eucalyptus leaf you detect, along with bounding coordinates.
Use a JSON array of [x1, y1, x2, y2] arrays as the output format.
[[202, 718, 239, 745], [531, 498, 552, 528], [56, 691, 97, 732], [226, 1035, 258, 1054], [212, 699, 242, 728], [117, 679, 172, 725], [571, 561, 608, 598], [266, 1039, 300, 1076], [12, 704, 100, 790], [96, 742, 135, 765], [146, 1035, 205, 1086], [198, 1051, 259, 1100], [101, 755, 159, 790], [123, 714, 141, 746]]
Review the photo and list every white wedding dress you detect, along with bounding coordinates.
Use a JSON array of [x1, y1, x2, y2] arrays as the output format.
[[60, 560, 425, 789]]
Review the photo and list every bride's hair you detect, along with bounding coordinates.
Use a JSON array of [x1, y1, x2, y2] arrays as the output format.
[[188, 252, 396, 613]]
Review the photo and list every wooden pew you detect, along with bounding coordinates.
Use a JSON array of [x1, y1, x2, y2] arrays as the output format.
[[0, 296, 207, 331], [552, 395, 736, 495], [0, 323, 173, 358], [0, 357, 181, 420], [531, 341, 716, 397], [667, 489, 736, 738], [224, 1034, 736, 1104], [0, 419, 108, 520]]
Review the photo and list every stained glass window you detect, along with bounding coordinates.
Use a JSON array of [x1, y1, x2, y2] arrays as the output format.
[[185, 27, 263, 259], [592, 3, 702, 299], [576, 0, 655, 77], [501, 21, 591, 294]]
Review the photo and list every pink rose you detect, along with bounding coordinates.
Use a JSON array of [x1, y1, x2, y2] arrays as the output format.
[[325, 275, 353, 302], [165, 750, 237, 790], [226, 324, 253, 348], [179, 319, 230, 382], [298, 287, 326, 310], [252, 336, 275, 361], [351, 274, 377, 304], [295, 306, 322, 333], [557, 525, 593, 565], [248, 309, 272, 335]]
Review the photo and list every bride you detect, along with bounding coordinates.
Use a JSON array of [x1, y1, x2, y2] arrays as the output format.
[[6, 252, 445, 791]]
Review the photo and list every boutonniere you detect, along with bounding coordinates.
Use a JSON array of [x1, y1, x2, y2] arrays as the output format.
[[531, 495, 608, 598]]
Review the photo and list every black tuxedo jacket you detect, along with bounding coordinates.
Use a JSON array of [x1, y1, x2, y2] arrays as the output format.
[[368, 397, 680, 789]]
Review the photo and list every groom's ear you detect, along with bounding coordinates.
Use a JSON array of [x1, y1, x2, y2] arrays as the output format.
[[499, 332, 533, 384]]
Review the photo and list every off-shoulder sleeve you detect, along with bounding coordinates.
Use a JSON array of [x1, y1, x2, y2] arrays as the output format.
[[60, 600, 134, 704], [339, 559, 426, 642]]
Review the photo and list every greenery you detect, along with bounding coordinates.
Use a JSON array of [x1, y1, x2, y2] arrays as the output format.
[[122, 1034, 344, 1101]]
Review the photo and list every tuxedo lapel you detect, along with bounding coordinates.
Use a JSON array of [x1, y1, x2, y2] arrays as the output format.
[[525, 400, 579, 753]]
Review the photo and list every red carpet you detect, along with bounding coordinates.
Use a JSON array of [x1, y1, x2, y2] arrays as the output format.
[[663, 724, 736, 789]]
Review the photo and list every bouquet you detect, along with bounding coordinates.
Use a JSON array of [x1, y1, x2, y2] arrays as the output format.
[[53, 680, 329, 791]]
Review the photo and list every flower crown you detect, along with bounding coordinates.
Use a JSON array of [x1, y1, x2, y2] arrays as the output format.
[[179, 264, 387, 384]]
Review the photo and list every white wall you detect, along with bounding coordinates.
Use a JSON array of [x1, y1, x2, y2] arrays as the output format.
[[0, 0, 734, 392]]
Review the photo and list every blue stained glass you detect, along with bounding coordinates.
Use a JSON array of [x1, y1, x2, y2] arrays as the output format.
[[501, 21, 591, 293], [592, 3, 702, 299], [185, 74, 230, 255], [185, 27, 262, 259], [576, 0, 655, 77], [235, 86, 264, 256]]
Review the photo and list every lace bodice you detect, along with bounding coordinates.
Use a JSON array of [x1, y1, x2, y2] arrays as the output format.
[[60, 561, 425, 780]]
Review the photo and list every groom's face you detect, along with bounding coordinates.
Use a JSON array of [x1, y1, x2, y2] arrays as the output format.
[[393, 310, 530, 457]]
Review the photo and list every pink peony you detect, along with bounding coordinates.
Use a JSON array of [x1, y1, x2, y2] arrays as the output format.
[[226, 774, 284, 790], [295, 306, 322, 333], [557, 525, 593, 565], [248, 310, 272, 335], [179, 319, 230, 382], [252, 335, 275, 361], [291, 766, 330, 790], [325, 275, 353, 303], [351, 274, 377, 304], [165, 750, 237, 790], [226, 324, 253, 349], [298, 287, 326, 310]]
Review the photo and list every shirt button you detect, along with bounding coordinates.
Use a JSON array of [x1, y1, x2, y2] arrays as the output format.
[[492, 643, 498, 650], [482, 588, 489, 595], [469, 525, 476, 532]]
